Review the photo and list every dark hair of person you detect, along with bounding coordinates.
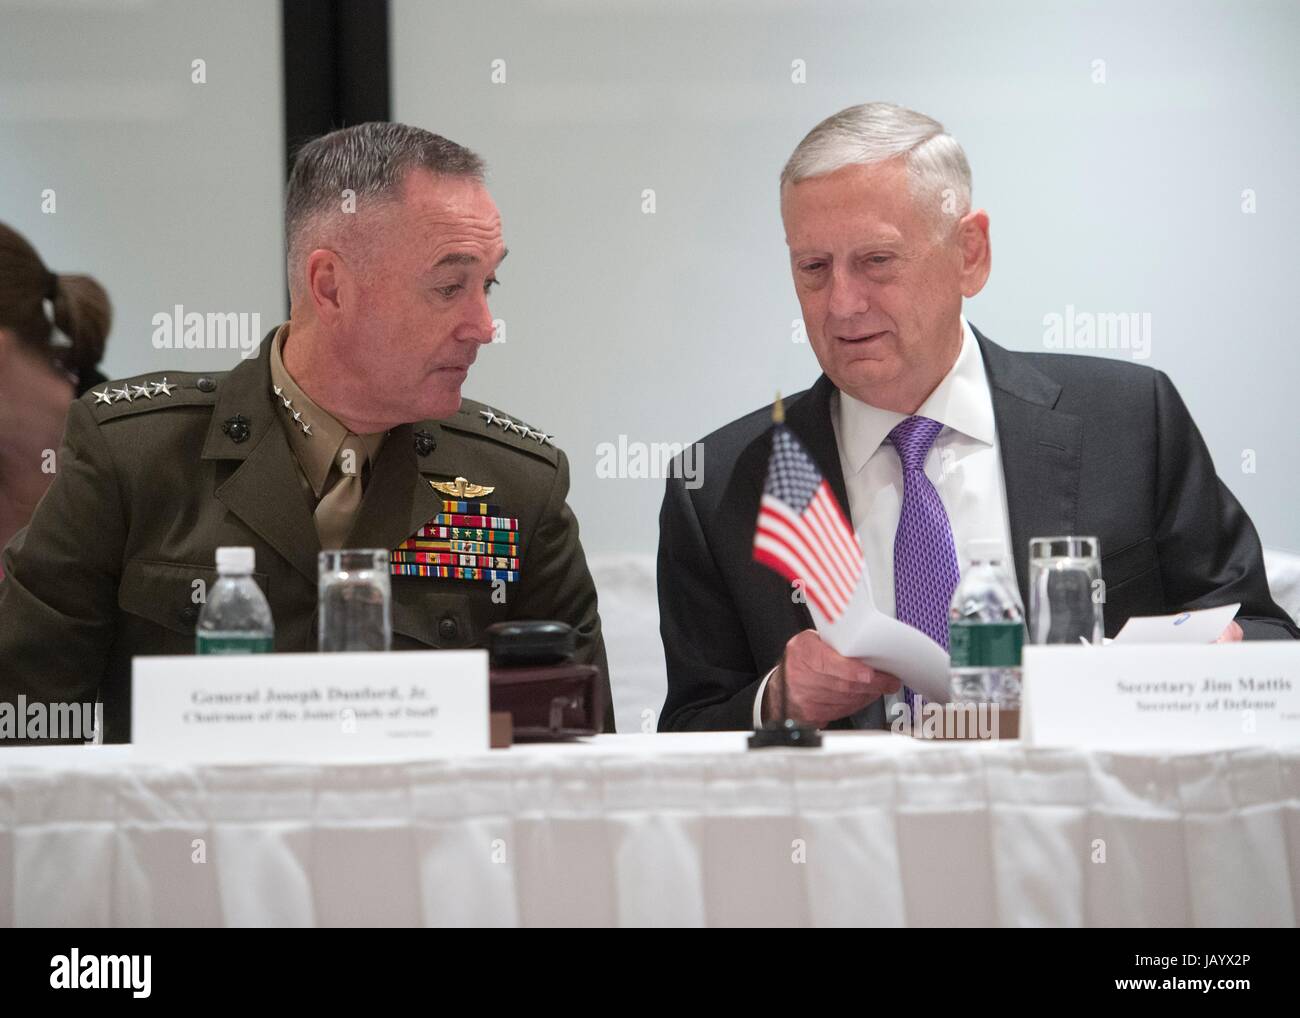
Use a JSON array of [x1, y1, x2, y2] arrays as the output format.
[[0, 222, 111, 392]]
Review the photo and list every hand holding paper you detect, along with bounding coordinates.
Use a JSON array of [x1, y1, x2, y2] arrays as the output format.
[[806, 564, 954, 703], [767, 629, 903, 727]]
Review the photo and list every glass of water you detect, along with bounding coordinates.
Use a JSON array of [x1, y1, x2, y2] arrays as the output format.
[[1028, 536, 1105, 645], [318, 549, 392, 652]]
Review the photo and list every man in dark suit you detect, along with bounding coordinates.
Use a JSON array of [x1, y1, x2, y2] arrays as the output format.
[[658, 102, 1296, 733]]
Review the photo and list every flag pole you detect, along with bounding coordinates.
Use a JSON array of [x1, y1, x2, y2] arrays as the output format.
[[749, 391, 822, 750]]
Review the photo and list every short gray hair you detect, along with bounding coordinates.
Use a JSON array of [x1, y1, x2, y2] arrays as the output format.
[[780, 102, 971, 235], [285, 121, 486, 289]]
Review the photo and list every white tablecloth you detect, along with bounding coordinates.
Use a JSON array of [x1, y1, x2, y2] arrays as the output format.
[[2, 733, 1297, 927]]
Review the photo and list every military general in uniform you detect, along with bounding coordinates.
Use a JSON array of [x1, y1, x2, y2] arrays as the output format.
[[0, 122, 612, 742]]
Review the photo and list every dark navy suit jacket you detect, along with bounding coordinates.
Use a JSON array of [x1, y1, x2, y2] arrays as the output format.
[[657, 326, 1298, 731]]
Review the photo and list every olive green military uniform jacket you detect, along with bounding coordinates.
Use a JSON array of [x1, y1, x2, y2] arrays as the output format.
[[0, 332, 611, 742]]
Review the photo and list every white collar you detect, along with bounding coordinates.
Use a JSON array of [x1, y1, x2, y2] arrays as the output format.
[[834, 315, 995, 476]]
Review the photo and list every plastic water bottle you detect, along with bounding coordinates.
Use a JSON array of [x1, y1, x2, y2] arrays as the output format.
[[948, 539, 1024, 706], [196, 547, 274, 654]]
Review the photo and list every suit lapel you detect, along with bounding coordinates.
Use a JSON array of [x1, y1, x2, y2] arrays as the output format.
[[346, 423, 448, 552], [200, 331, 321, 583], [973, 326, 1083, 611], [215, 424, 321, 583]]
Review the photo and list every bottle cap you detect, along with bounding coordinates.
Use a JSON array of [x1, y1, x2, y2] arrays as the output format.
[[966, 538, 1004, 564], [215, 546, 255, 575]]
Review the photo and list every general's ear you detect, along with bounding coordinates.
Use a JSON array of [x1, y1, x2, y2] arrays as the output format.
[[305, 248, 347, 323], [957, 209, 991, 298]]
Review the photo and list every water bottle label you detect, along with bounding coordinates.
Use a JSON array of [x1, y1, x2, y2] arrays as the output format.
[[948, 620, 1023, 668], [196, 635, 274, 655]]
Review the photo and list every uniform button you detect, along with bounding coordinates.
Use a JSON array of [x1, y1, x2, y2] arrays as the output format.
[[438, 617, 458, 641], [196, 376, 217, 393], [179, 605, 201, 625]]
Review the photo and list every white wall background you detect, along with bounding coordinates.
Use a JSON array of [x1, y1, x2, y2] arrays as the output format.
[[392, 0, 1300, 560], [0, 0, 285, 379]]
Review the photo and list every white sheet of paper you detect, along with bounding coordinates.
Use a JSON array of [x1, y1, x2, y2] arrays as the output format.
[[809, 562, 952, 702], [1111, 602, 1240, 644]]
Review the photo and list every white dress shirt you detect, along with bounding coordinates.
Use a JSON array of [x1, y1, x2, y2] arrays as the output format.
[[754, 315, 1019, 726]]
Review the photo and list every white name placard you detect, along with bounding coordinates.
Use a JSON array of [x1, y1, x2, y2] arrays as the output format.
[[132, 650, 489, 762], [1022, 642, 1300, 749]]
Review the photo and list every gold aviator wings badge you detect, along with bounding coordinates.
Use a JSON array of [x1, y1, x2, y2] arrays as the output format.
[[430, 476, 496, 498]]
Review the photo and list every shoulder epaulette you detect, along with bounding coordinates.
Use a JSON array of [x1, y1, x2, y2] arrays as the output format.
[[438, 397, 560, 466], [83, 371, 224, 422]]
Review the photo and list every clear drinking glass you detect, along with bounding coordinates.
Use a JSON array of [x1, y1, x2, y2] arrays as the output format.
[[318, 549, 392, 652], [1028, 536, 1105, 645]]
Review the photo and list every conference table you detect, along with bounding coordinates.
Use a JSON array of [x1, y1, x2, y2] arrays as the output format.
[[1, 733, 1297, 927]]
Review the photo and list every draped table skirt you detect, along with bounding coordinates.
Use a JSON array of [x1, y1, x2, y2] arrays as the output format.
[[1, 733, 1297, 927]]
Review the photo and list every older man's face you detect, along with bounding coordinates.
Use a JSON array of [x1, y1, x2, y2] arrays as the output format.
[[782, 158, 975, 412], [339, 169, 505, 422]]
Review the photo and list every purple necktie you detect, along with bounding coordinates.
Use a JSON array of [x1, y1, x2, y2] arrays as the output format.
[[889, 415, 959, 711]]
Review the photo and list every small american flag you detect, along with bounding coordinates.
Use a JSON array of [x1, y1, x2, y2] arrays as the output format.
[[753, 422, 863, 622]]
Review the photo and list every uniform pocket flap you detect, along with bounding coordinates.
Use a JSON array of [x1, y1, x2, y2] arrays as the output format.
[[390, 587, 475, 648], [119, 558, 267, 635]]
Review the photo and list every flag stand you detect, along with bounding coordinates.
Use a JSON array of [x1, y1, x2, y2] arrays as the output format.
[[748, 717, 822, 749], [748, 657, 822, 749]]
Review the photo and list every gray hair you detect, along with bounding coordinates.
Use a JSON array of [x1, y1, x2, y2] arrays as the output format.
[[780, 103, 971, 236], [284, 121, 486, 291]]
